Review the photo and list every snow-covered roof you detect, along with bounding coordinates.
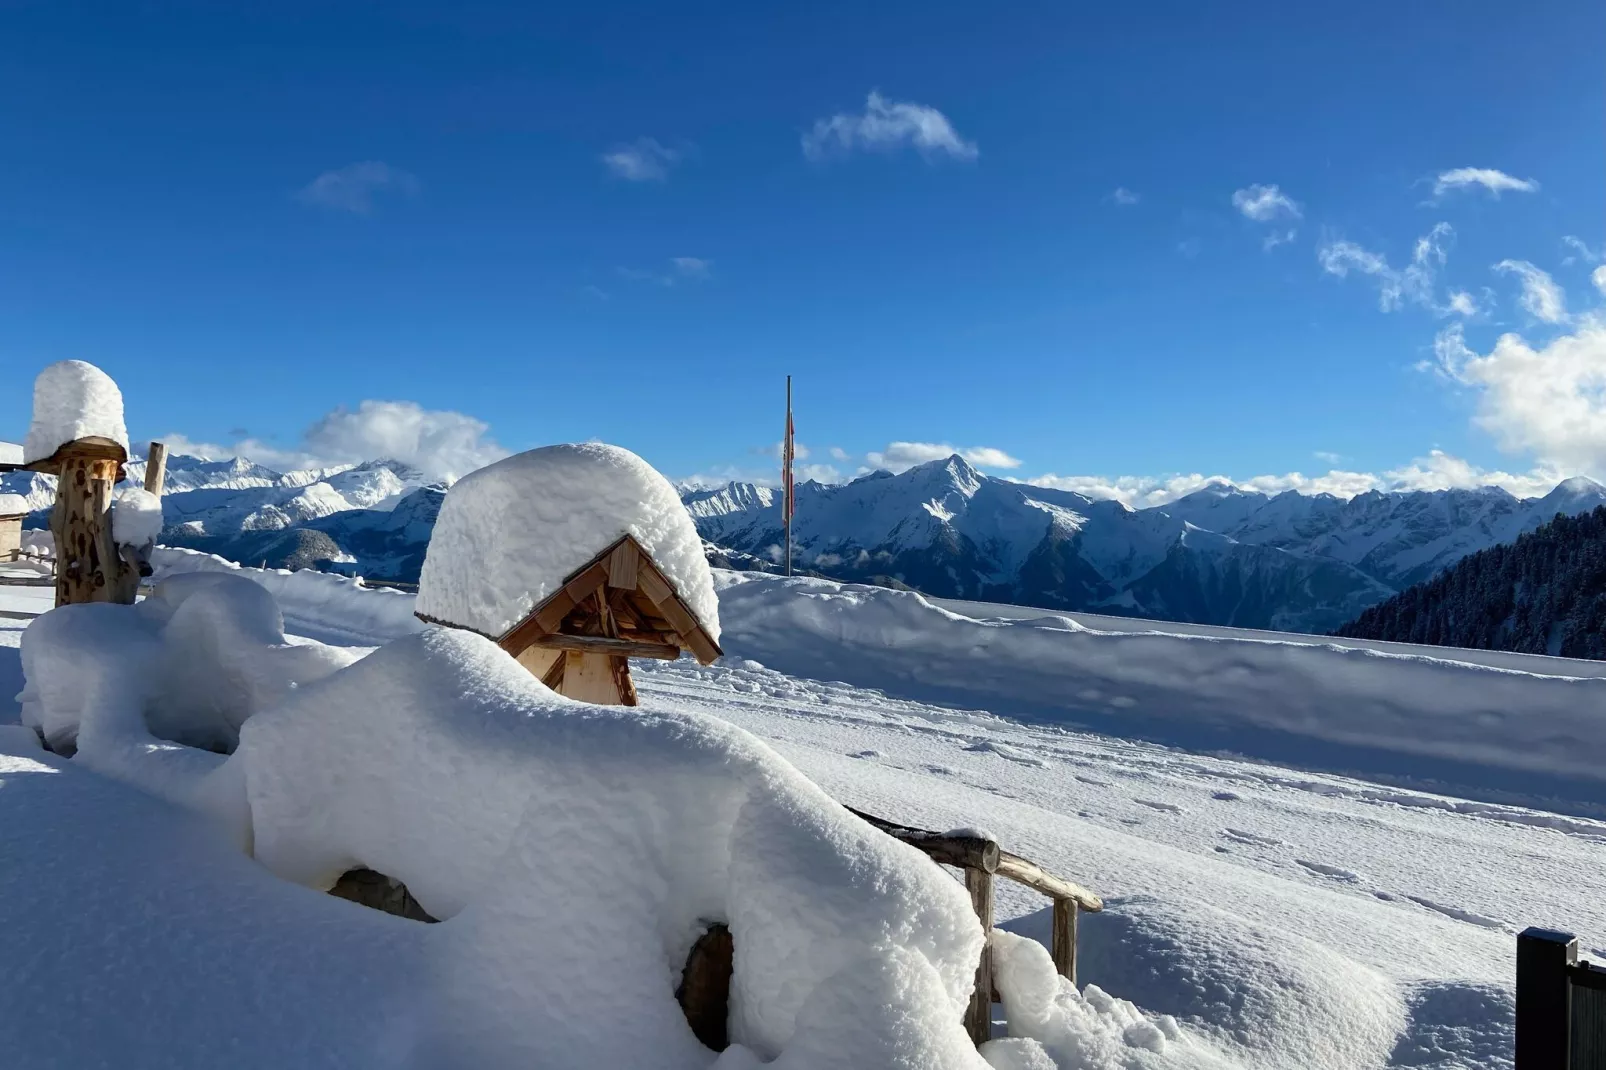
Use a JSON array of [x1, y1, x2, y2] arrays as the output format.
[[0, 441, 21, 466], [24, 361, 130, 464], [0, 493, 27, 517], [417, 443, 720, 642]]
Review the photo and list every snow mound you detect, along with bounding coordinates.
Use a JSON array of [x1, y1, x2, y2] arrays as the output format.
[[23, 360, 130, 463], [235, 627, 979, 1066], [0, 493, 27, 516], [1009, 895, 1404, 1069], [985, 930, 1243, 1069], [112, 487, 164, 546], [18, 572, 357, 761], [416, 443, 720, 642], [151, 546, 425, 643]]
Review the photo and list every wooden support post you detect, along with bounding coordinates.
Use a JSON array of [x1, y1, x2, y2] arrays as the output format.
[[964, 866, 995, 1046], [1517, 927, 1575, 1070], [1051, 897, 1078, 986], [50, 450, 134, 608], [143, 441, 168, 496], [676, 923, 733, 1052]]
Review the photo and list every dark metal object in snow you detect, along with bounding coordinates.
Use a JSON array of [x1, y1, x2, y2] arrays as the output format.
[[1517, 927, 1606, 1069]]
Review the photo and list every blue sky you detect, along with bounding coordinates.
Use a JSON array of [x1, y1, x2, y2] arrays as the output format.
[[3, 0, 1604, 503]]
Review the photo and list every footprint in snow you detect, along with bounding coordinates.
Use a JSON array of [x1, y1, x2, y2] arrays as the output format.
[[1405, 896, 1506, 930], [925, 764, 959, 777], [1076, 776, 1113, 788], [1221, 828, 1283, 847], [1295, 859, 1362, 883], [1134, 799, 1183, 814], [849, 749, 882, 760], [1211, 791, 1241, 801]]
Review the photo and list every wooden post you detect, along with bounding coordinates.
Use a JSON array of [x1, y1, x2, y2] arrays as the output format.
[[1052, 897, 1078, 985], [1517, 927, 1574, 1070], [676, 923, 733, 1051], [143, 440, 168, 496], [49, 445, 135, 607], [964, 866, 995, 1045]]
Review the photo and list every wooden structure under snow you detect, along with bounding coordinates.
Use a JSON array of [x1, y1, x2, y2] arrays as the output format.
[[3, 435, 138, 606], [418, 533, 722, 706]]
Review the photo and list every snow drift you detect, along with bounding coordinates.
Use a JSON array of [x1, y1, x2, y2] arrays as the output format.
[[23, 359, 130, 463], [712, 572, 1606, 786], [416, 443, 720, 641]]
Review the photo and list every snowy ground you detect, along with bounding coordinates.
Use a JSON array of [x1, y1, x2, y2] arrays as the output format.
[[3, 566, 1603, 1068]]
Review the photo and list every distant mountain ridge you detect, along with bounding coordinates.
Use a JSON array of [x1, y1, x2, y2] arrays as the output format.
[[1334, 505, 1606, 660], [683, 456, 1606, 633], [5, 450, 1602, 633]]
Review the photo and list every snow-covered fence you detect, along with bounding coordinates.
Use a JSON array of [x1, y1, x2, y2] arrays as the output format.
[[1516, 928, 1606, 1069], [847, 807, 1104, 1045]]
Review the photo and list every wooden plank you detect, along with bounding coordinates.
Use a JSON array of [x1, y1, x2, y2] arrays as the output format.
[[559, 650, 622, 704], [607, 539, 639, 589], [637, 558, 722, 664], [1051, 898, 1078, 985], [964, 867, 995, 1045], [995, 852, 1103, 912], [515, 645, 563, 681], [143, 441, 168, 496], [612, 654, 639, 707], [675, 923, 732, 1051], [525, 634, 681, 660], [0, 609, 40, 620]]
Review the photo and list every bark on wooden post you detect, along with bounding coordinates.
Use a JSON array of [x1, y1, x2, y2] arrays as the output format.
[[143, 440, 168, 496], [964, 866, 995, 1045], [1051, 897, 1078, 985], [43, 440, 134, 608]]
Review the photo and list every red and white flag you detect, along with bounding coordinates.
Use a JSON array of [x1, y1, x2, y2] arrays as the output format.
[[782, 388, 796, 519]]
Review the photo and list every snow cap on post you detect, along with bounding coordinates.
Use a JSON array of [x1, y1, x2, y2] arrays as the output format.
[[111, 487, 164, 548], [24, 360, 130, 463], [417, 442, 721, 642]]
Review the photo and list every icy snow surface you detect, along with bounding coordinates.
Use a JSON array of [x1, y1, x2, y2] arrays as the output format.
[[416, 443, 720, 641], [23, 359, 130, 462], [3, 565, 1603, 1066], [112, 486, 164, 546]]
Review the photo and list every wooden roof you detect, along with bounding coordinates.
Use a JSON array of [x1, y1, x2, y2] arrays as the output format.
[[3, 435, 128, 476], [418, 533, 722, 667]]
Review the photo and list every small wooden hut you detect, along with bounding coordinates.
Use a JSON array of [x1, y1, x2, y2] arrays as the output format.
[[420, 532, 721, 705], [0, 503, 25, 563]]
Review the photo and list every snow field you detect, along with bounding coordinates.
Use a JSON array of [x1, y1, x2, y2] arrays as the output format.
[[416, 443, 720, 641]]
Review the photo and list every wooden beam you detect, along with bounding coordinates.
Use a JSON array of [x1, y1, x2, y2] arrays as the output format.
[[143, 441, 168, 495], [524, 633, 682, 660], [1051, 898, 1078, 984], [559, 650, 622, 704], [964, 867, 995, 1045], [994, 853, 1102, 912], [607, 538, 639, 589], [636, 557, 722, 665], [846, 807, 999, 873]]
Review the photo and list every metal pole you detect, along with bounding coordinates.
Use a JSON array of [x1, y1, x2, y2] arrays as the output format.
[[784, 375, 793, 577]]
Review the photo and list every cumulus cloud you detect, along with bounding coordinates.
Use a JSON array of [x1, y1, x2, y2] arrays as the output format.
[[1432, 167, 1539, 198], [1318, 223, 1464, 315], [803, 91, 978, 162], [159, 400, 509, 484], [866, 442, 1021, 472], [602, 138, 683, 182], [1109, 187, 1140, 206], [1232, 184, 1302, 222], [1430, 317, 1606, 473], [297, 162, 420, 214], [1494, 259, 1568, 324]]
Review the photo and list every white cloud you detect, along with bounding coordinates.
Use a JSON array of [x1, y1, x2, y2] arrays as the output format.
[[1263, 229, 1297, 250], [160, 400, 509, 484], [1024, 451, 1566, 509], [618, 258, 712, 286], [1432, 167, 1539, 198], [1562, 236, 1601, 266], [1430, 317, 1606, 473], [865, 442, 1021, 472], [828, 446, 851, 461], [1594, 265, 1606, 297], [1446, 290, 1479, 317], [1318, 223, 1460, 314], [1231, 184, 1302, 223], [1494, 259, 1567, 323], [1110, 187, 1140, 206], [297, 162, 420, 214], [802, 91, 978, 162], [1313, 451, 1345, 464], [602, 138, 682, 182]]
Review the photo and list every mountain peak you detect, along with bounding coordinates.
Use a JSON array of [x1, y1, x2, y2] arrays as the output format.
[[1541, 476, 1606, 503]]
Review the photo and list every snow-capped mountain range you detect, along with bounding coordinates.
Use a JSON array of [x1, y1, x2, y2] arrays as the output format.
[[7, 451, 1603, 633]]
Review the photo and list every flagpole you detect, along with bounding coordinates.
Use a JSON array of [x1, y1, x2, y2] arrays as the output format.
[[784, 374, 793, 578]]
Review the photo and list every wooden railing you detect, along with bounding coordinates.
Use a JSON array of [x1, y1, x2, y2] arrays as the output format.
[[846, 808, 1102, 1044]]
